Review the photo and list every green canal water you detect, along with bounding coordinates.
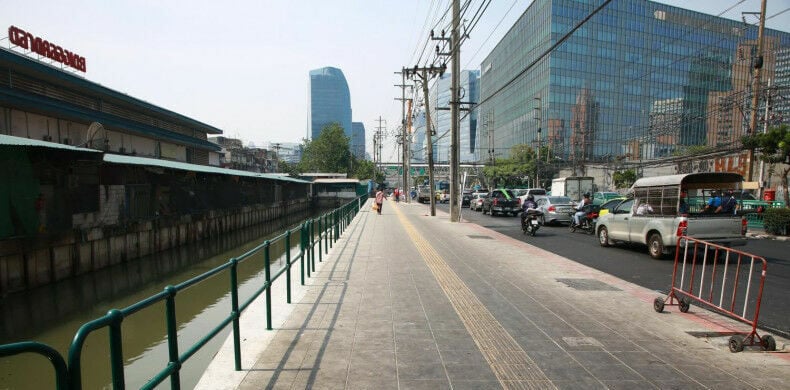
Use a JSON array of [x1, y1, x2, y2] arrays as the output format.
[[0, 209, 323, 389]]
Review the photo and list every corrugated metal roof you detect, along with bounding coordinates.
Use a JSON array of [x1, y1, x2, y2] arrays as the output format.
[[313, 178, 361, 184], [0, 134, 101, 152], [103, 154, 310, 184]]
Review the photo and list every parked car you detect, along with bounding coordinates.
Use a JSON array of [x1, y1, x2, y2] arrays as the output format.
[[482, 189, 519, 216], [535, 196, 575, 225], [462, 190, 473, 207], [597, 197, 626, 218], [592, 191, 622, 206], [470, 193, 487, 211]]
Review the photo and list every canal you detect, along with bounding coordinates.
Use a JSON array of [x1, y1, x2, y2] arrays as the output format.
[[0, 208, 325, 389]]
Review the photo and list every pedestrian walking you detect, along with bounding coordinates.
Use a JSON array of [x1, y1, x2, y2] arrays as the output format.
[[375, 188, 384, 215]]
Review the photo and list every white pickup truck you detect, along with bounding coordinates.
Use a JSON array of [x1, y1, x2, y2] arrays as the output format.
[[596, 173, 748, 259]]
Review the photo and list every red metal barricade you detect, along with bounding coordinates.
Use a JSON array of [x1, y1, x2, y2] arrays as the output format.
[[654, 236, 776, 353]]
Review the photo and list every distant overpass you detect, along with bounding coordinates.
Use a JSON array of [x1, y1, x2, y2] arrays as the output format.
[[378, 162, 486, 188]]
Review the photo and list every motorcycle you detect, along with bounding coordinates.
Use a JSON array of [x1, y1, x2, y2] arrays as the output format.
[[521, 210, 544, 236], [568, 209, 598, 235]]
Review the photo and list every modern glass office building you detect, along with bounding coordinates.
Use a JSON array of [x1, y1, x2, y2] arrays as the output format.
[[351, 122, 366, 159], [412, 70, 480, 163], [309, 67, 352, 141], [478, 0, 790, 164]]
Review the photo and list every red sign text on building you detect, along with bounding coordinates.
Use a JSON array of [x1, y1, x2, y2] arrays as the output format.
[[7, 25, 86, 73]]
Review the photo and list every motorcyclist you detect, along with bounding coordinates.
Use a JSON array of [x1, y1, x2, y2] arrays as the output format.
[[521, 194, 540, 227], [573, 193, 591, 227]]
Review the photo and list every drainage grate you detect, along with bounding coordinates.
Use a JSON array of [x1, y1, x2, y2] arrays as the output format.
[[686, 331, 740, 338], [563, 337, 603, 347], [467, 235, 493, 240], [556, 278, 621, 291]]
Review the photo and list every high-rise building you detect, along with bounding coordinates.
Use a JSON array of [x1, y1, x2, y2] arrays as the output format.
[[411, 70, 480, 163], [351, 122, 366, 159], [309, 67, 352, 141], [477, 0, 790, 163]]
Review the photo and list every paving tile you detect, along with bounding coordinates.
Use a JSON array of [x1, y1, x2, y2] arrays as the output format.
[[396, 361, 448, 380], [439, 349, 489, 366], [652, 379, 707, 389], [600, 380, 660, 390], [398, 379, 451, 390], [444, 362, 499, 382], [611, 351, 667, 366], [585, 364, 644, 381], [552, 377, 609, 389], [569, 351, 622, 366], [540, 365, 599, 382], [345, 377, 399, 390], [626, 363, 685, 380], [237, 368, 298, 390], [449, 380, 505, 389]]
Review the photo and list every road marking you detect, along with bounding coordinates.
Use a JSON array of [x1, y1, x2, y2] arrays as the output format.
[[392, 205, 553, 389]]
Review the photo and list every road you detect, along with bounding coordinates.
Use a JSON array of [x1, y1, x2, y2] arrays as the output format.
[[442, 203, 790, 339]]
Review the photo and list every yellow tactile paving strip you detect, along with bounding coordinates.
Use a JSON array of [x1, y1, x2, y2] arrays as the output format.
[[392, 205, 554, 390]]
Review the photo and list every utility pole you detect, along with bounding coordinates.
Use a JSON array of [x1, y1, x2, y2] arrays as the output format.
[[747, 0, 766, 183], [271, 142, 281, 173], [395, 71, 413, 202], [376, 116, 386, 179], [449, 0, 461, 222], [404, 64, 446, 216], [534, 97, 542, 188]]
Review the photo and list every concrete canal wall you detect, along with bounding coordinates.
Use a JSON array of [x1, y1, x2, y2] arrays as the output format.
[[0, 199, 309, 295]]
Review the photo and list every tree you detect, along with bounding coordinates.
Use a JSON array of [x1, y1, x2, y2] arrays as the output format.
[[351, 159, 381, 182], [298, 123, 351, 174], [613, 169, 637, 189], [742, 125, 790, 207], [278, 160, 301, 178], [481, 144, 542, 188]]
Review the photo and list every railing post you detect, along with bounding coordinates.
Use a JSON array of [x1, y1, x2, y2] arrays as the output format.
[[107, 309, 126, 390], [324, 214, 329, 255], [304, 223, 311, 279], [163, 286, 182, 390], [264, 241, 272, 330], [229, 258, 242, 370], [285, 231, 292, 304], [318, 216, 323, 263], [310, 220, 316, 272], [300, 223, 306, 285]]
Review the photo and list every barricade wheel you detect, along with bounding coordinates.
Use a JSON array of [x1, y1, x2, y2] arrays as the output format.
[[653, 297, 665, 313], [679, 298, 691, 313], [729, 335, 744, 353], [761, 335, 777, 351]]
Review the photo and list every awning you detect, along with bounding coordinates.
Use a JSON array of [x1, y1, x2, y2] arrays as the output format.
[[0, 134, 101, 153], [102, 154, 310, 184]]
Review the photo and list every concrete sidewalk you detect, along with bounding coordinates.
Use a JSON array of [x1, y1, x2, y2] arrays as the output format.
[[198, 199, 790, 389]]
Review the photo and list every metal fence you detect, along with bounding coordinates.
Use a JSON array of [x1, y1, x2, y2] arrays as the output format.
[[0, 195, 367, 390]]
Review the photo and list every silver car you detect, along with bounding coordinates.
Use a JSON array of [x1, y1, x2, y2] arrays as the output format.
[[535, 196, 575, 225], [470, 193, 488, 211]]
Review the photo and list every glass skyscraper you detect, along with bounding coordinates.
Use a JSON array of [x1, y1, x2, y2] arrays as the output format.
[[478, 0, 790, 164], [351, 122, 366, 159], [412, 70, 480, 163], [309, 67, 352, 141]]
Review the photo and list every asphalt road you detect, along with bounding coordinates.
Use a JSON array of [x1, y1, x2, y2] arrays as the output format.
[[439, 203, 790, 339]]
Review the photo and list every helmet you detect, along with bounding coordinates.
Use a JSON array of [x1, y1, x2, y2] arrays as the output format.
[[527, 194, 535, 201]]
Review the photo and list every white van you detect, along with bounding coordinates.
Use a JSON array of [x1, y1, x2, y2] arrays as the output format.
[[596, 173, 747, 259]]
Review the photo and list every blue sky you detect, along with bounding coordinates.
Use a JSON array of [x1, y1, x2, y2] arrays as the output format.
[[3, 0, 789, 161]]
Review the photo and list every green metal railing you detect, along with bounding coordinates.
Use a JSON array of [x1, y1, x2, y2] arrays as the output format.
[[0, 195, 367, 390]]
